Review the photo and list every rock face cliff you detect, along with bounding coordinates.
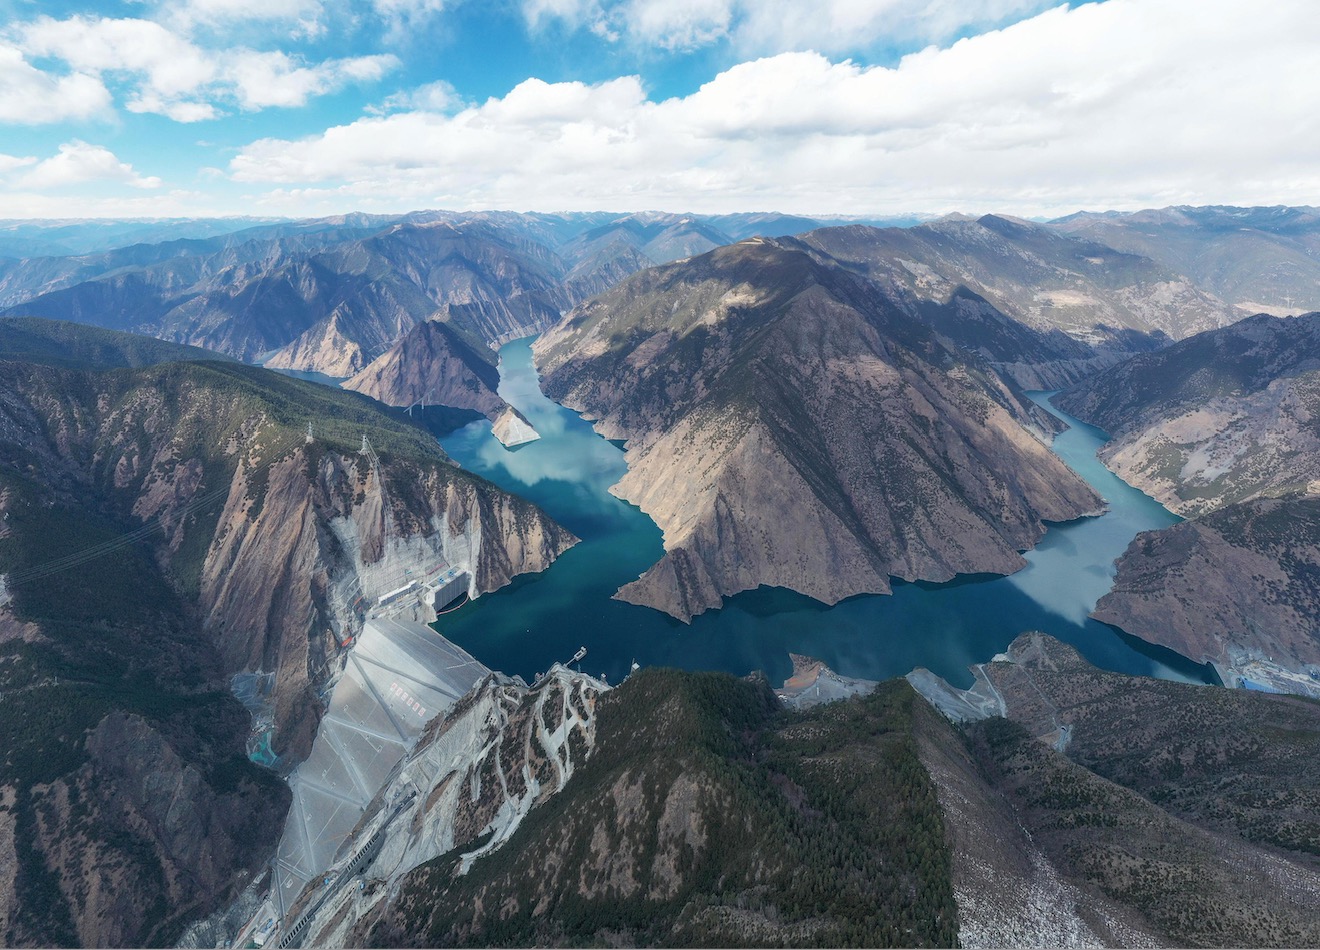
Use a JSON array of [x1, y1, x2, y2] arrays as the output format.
[[535, 238, 1102, 621], [0, 325, 576, 945], [1055, 312, 1320, 517]]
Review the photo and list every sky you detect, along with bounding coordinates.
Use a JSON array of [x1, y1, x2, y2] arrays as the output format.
[[0, 0, 1317, 220]]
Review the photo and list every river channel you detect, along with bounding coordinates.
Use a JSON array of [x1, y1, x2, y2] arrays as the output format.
[[436, 337, 1214, 689]]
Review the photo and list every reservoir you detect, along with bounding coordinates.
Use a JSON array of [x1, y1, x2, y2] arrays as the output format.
[[437, 337, 1212, 689]]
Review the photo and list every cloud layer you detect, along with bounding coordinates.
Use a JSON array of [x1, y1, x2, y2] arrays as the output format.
[[1, 0, 1316, 218], [228, 0, 1320, 216], [3, 13, 399, 124], [525, 0, 1052, 53]]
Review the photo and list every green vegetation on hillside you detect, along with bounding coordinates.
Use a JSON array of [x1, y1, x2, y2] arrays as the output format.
[[375, 670, 956, 948], [0, 316, 232, 369], [969, 714, 1320, 947], [0, 464, 287, 948]]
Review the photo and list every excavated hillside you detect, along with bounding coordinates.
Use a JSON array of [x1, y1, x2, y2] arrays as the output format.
[[0, 323, 575, 946], [534, 238, 1102, 621], [240, 667, 611, 950]]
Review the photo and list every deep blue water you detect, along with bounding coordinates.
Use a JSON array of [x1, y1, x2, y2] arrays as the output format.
[[436, 337, 1212, 690]]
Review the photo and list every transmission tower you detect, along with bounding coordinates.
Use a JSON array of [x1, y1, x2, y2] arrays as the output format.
[[359, 433, 381, 479]]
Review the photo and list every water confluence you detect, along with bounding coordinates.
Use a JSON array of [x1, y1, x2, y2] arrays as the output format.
[[437, 337, 1212, 689]]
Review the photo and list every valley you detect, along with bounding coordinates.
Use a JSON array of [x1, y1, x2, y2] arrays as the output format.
[[437, 337, 1208, 690], [3, 204, 1320, 949], [3, 0, 1319, 941]]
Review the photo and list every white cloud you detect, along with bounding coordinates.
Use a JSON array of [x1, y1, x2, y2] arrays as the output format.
[[19, 16, 217, 95], [371, 0, 450, 36], [228, 0, 1320, 217], [524, 0, 1050, 52], [733, 0, 1048, 54], [126, 93, 220, 122], [6, 14, 399, 123], [225, 50, 399, 109], [617, 0, 733, 50], [16, 141, 162, 191], [0, 188, 220, 218], [370, 79, 461, 114], [165, 0, 325, 27], [0, 42, 112, 124], [0, 153, 37, 174]]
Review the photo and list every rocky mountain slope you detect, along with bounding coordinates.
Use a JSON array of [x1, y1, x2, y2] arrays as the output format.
[[0, 216, 286, 259], [0, 322, 575, 945], [5, 220, 575, 377], [799, 215, 1238, 388], [0, 316, 237, 370], [0, 212, 840, 384], [341, 319, 505, 417], [1053, 312, 1320, 696], [535, 237, 1102, 621], [912, 632, 1320, 948], [1055, 312, 1320, 517], [0, 216, 396, 313], [1093, 496, 1320, 692], [1052, 205, 1320, 313], [299, 645, 1320, 949]]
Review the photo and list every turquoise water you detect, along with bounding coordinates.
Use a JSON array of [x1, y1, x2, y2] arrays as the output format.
[[437, 337, 1212, 690]]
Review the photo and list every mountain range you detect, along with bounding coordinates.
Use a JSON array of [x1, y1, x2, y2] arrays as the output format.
[[6, 205, 1320, 948], [1053, 205, 1320, 315]]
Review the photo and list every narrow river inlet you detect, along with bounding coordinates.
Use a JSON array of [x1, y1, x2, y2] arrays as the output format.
[[437, 337, 1214, 689]]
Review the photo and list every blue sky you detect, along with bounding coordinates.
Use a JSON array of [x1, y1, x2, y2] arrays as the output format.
[[0, 0, 1316, 219]]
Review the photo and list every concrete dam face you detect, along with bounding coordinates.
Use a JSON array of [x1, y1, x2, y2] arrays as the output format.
[[272, 618, 490, 919]]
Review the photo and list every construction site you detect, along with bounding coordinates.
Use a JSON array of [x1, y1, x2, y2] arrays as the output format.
[[225, 613, 492, 948], [271, 617, 490, 920], [222, 431, 494, 947]]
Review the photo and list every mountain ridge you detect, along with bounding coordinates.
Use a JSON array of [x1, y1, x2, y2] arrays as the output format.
[[535, 238, 1102, 621]]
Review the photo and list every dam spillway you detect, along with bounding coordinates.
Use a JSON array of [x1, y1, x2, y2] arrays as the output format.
[[271, 618, 490, 920]]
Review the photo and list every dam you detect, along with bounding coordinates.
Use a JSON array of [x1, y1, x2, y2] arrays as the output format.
[[270, 617, 489, 921]]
